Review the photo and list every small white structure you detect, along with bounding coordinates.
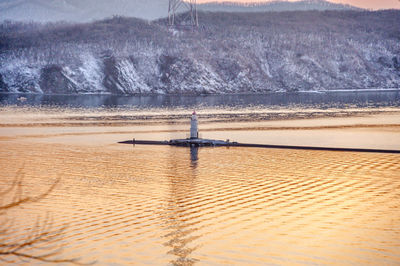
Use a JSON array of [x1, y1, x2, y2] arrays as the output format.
[[161, 111, 235, 146], [168, 111, 234, 146], [190, 111, 198, 139]]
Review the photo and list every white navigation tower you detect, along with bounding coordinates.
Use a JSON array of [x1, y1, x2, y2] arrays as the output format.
[[125, 111, 235, 146], [190, 111, 198, 139]]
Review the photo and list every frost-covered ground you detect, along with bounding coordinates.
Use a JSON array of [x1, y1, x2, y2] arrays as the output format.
[[0, 10, 399, 95]]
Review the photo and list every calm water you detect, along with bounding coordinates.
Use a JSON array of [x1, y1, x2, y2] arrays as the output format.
[[1, 90, 400, 108], [1, 94, 400, 264]]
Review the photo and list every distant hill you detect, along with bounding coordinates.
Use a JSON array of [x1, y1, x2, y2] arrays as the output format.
[[0, 0, 361, 22], [198, 0, 362, 13], [0, 0, 168, 22]]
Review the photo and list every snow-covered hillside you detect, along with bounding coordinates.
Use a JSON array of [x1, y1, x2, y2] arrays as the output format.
[[0, 11, 399, 94]]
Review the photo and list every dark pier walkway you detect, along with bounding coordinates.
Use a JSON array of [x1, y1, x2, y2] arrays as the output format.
[[118, 139, 400, 154]]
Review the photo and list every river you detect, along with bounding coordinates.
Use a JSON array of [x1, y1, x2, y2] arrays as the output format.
[[0, 91, 399, 264]]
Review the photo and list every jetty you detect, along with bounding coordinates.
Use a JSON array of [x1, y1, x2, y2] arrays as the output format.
[[119, 111, 400, 154]]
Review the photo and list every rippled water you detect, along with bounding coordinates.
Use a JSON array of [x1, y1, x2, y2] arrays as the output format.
[[1, 106, 400, 265]]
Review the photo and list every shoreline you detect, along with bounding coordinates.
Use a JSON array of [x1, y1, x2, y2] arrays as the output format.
[[1, 88, 400, 97]]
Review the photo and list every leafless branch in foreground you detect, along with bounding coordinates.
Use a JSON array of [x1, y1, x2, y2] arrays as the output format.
[[0, 169, 95, 265]]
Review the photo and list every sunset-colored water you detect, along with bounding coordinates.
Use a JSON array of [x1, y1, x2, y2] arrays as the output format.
[[1, 106, 400, 264]]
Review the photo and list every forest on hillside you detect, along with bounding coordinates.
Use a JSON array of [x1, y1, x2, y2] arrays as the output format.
[[0, 10, 399, 94]]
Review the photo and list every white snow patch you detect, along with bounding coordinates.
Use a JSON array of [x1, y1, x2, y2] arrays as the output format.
[[0, 59, 41, 93], [78, 53, 106, 93], [117, 58, 151, 93]]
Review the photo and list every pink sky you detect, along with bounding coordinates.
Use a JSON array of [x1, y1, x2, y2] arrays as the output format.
[[198, 0, 400, 10], [312, 0, 399, 10]]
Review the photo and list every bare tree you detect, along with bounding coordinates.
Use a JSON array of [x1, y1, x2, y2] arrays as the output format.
[[0, 169, 92, 265]]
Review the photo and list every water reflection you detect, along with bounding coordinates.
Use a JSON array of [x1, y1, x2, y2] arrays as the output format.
[[163, 147, 200, 265], [190, 146, 199, 169]]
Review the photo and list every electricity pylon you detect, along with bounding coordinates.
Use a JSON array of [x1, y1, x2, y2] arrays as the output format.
[[168, 0, 198, 27]]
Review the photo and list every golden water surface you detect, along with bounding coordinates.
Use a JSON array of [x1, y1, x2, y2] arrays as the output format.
[[1, 106, 400, 265]]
